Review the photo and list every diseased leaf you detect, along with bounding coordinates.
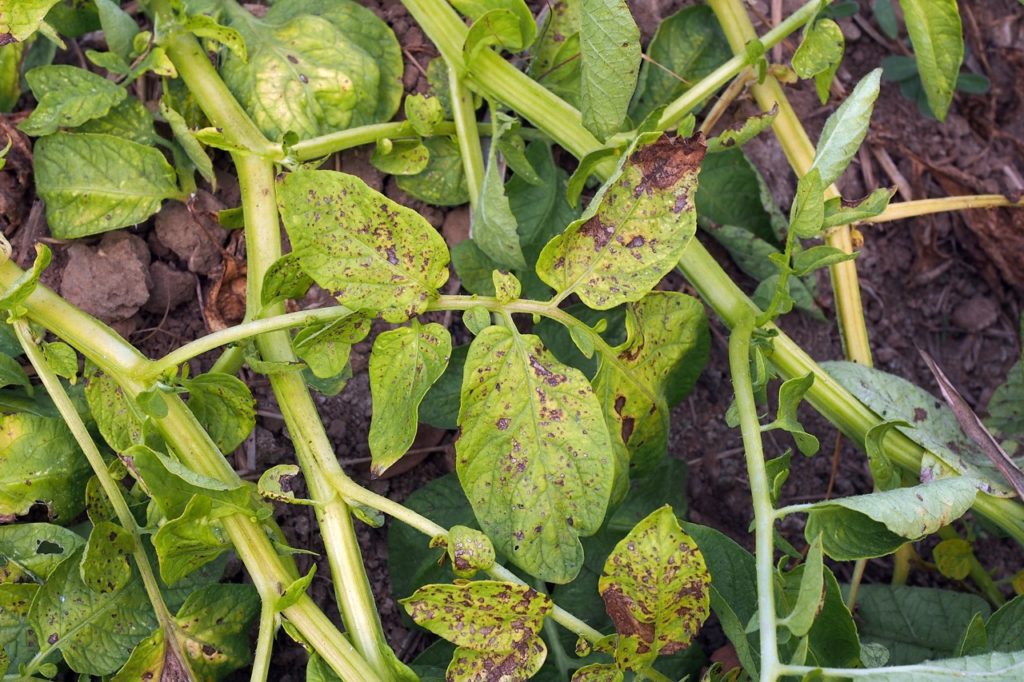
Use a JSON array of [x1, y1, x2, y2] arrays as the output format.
[[536, 133, 705, 309], [792, 18, 844, 104], [405, 93, 444, 136], [811, 68, 882, 186], [0, 0, 61, 44], [707, 106, 778, 154], [593, 292, 708, 482], [0, 583, 39, 672], [80, 521, 134, 594], [0, 413, 90, 522], [599, 506, 710, 669], [278, 169, 450, 322], [370, 139, 430, 176], [402, 580, 552, 650], [258, 464, 313, 505], [183, 14, 246, 62], [805, 477, 979, 560], [262, 252, 313, 306], [457, 325, 614, 583], [579, 0, 641, 140], [852, 584, 990, 665], [153, 495, 232, 585], [899, 0, 963, 120], [447, 637, 547, 681], [630, 5, 731, 123], [30, 547, 156, 675], [0, 42, 23, 112], [824, 360, 1024, 497], [0, 523, 84, 581], [369, 321, 451, 475], [529, 0, 581, 107], [19, 65, 126, 136], [220, 0, 402, 139], [84, 368, 145, 452], [573, 663, 623, 681], [396, 136, 469, 206], [933, 538, 972, 580], [34, 132, 181, 238], [183, 372, 256, 454], [445, 525, 495, 578]]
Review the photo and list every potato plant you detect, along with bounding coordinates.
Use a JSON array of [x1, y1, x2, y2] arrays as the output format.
[[0, 0, 1023, 680]]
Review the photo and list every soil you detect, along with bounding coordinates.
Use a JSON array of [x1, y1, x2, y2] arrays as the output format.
[[2, 0, 1022, 679]]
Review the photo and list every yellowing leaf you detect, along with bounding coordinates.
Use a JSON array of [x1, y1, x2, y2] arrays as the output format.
[[898, 0, 963, 121], [457, 326, 614, 583], [445, 525, 496, 578], [80, 521, 134, 594], [0, 0, 61, 44], [277, 169, 450, 322], [18, 65, 126, 137], [932, 538, 973, 580], [369, 321, 452, 475], [536, 133, 705, 310], [598, 506, 710, 668], [447, 637, 547, 681]]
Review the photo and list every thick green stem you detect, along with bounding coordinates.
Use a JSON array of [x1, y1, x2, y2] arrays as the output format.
[[13, 320, 195, 681], [250, 602, 276, 682], [729, 317, 779, 682], [235, 153, 398, 679], [448, 68, 485, 207]]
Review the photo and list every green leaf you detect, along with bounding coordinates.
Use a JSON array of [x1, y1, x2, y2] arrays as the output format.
[[464, 8, 527, 59], [405, 93, 444, 136], [707, 106, 778, 154], [696, 147, 786, 244], [766, 451, 792, 505], [276, 564, 316, 611], [0, 42, 23, 112], [824, 360, 1024, 497], [160, 100, 215, 188], [292, 314, 368, 379], [933, 538, 972, 580], [77, 96, 160, 145], [34, 132, 181, 238], [789, 169, 825, 239], [858, 651, 1024, 681], [0, 583, 39, 672], [174, 583, 259, 677], [94, 0, 137, 61], [30, 547, 156, 675], [183, 372, 256, 454], [370, 139, 430, 176], [805, 477, 979, 560], [852, 584, 990, 665], [822, 187, 894, 228], [402, 580, 552, 650], [528, 0, 580, 107], [791, 245, 858, 276], [473, 113, 525, 269], [0, 353, 28, 390], [0, 243, 51, 316], [128, 444, 252, 521], [763, 372, 820, 456], [220, 0, 402, 139], [811, 68, 882, 186], [444, 525, 496, 578], [630, 5, 731, 123], [419, 345, 469, 430], [496, 131, 540, 185], [451, 240, 499, 296], [277, 169, 450, 322], [387, 474, 479, 604], [0, 522, 84, 581], [780, 534, 823, 636], [369, 321, 451, 476], [779, 565, 861, 668], [19, 64, 125, 137], [898, 0, 963, 120], [80, 521, 133, 594], [865, 420, 908, 491], [986, 361, 1023, 447], [457, 326, 614, 583], [537, 133, 705, 309], [792, 18, 844, 104], [84, 368, 145, 452], [0, 0, 61, 44], [41, 341, 77, 383], [600, 506, 710, 669], [152, 494, 232, 585], [396, 136, 469, 206], [566, 146, 619, 209], [593, 292, 708, 478], [987, 595, 1024, 652], [0, 413, 90, 522], [579, 0, 641, 140]]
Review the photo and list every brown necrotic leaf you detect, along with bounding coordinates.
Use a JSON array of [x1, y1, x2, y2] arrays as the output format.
[[536, 133, 705, 310], [277, 169, 449, 322]]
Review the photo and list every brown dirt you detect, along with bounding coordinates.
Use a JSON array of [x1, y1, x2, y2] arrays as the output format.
[[1, 0, 1022, 678]]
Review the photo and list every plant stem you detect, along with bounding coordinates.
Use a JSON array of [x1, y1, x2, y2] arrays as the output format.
[[866, 194, 1024, 223], [12, 320, 196, 681], [448, 68, 485, 207], [234, 153, 398, 680], [729, 317, 779, 682], [250, 602, 276, 682], [143, 306, 353, 380]]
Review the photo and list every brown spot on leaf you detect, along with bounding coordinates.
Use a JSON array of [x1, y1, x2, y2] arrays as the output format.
[[496, 417, 510, 430], [913, 407, 927, 422], [601, 585, 655, 649], [631, 133, 707, 194], [579, 218, 614, 250]]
